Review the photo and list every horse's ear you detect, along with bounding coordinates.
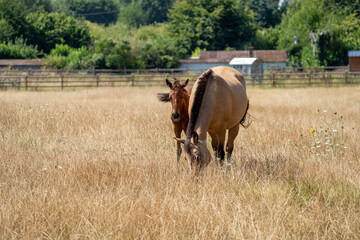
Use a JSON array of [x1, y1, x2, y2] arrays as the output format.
[[166, 79, 172, 89], [182, 79, 189, 88], [157, 93, 170, 102], [191, 131, 199, 144], [174, 137, 185, 144]]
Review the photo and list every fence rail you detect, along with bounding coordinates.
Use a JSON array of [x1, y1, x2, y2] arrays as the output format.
[[1, 71, 360, 90]]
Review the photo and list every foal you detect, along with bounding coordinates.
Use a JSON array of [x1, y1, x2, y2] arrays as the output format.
[[157, 78, 192, 162]]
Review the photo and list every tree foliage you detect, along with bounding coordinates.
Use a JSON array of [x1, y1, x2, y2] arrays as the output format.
[[133, 23, 180, 68], [118, 0, 176, 27], [0, 0, 32, 42], [277, 0, 360, 66], [27, 11, 91, 53], [52, 0, 119, 25], [168, 0, 257, 56], [22, 0, 53, 12], [247, 0, 283, 28]]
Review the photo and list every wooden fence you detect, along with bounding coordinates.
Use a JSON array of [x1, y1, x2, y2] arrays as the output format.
[[1, 70, 360, 90]]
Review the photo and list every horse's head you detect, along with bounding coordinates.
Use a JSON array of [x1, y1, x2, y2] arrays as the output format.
[[157, 78, 190, 123], [175, 131, 211, 171]]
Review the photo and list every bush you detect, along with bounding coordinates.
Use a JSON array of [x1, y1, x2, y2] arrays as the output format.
[[49, 44, 73, 57], [301, 44, 319, 67], [45, 44, 92, 69], [44, 55, 67, 69], [0, 38, 41, 59]]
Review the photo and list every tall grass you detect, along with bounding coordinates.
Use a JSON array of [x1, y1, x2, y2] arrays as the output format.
[[0, 87, 359, 239]]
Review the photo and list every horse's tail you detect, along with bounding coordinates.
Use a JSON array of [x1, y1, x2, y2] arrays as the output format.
[[185, 69, 213, 146], [157, 93, 170, 102], [240, 99, 251, 128]]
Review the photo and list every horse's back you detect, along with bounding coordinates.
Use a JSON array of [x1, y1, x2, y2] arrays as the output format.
[[210, 66, 247, 129], [211, 66, 246, 88]]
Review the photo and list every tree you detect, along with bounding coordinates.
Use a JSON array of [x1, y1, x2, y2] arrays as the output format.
[[118, 0, 176, 27], [325, 0, 360, 16], [317, 14, 360, 66], [277, 0, 360, 66], [142, 0, 175, 24], [0, 19, 15, 41], [27, 11, 91, 53], [317, 30, 348, 66], [22, 0, 52, 12], [52, 0, 119, 26], [117, 1, 148, 27], [168, 0, 257, 56], [248, 0, 283, 28], [133, 23, 180, 68], [277, 0, 325, 49], [0, 0, 32, 41]]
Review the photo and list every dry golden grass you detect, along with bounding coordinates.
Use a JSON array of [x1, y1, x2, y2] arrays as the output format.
[[0, 86, 359, 239]]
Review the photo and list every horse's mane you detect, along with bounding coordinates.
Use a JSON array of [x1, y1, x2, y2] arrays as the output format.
[[185, 68, 213, 148]]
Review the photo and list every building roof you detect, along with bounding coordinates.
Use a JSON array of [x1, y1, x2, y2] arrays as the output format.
[[348, 51, 360, 57], [179, 50, 287, 64], [278, 0, 295, 8], [0, 59, 44, 66], [229, 58, 261, 65]]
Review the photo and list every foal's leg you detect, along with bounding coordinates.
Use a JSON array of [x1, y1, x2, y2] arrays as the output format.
[[226, 123, 240, 170], [174, 124, 182, 163]]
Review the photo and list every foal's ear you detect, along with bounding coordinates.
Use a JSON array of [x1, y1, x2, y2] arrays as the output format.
[[182, 79, 189, 88], [166, 79, 172, 89], [174, 137, 185, 144], [191, 131, 199, 144]]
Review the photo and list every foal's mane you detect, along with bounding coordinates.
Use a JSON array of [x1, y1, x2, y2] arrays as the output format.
[[185, 69, 213, 144], [173, 78, 189, 93]]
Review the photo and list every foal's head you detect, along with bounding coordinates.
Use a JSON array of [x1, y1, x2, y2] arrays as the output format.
[[175, 131, 211, 171], [157, 78, 190, 123]]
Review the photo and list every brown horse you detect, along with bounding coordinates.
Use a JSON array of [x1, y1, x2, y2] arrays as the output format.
[[157, 78, 192, 162], [175, 66, 249, 172]]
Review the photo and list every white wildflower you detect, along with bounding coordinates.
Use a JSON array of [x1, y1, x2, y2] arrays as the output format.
[[55, 165, 63, 169]]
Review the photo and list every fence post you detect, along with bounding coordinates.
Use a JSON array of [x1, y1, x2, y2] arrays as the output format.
[[345, 71, 348, 84], [25, 75, 28, 91], [308, 71, 312, 86], [131, 75, 135, 86], [61, 74, 64, 90], [272, 73, 276, 86], [96, 74, 100, 87], [16, 77, 20, 90]]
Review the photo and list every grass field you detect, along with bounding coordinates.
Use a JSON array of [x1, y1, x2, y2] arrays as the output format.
[[0, 86, 359, 239]]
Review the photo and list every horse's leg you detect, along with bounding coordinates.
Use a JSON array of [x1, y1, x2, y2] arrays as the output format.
[[209, 132, 219, 165], [173, 124, 182, 163], [210, 130, 226, 166], [226, 123, 240, 171]]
